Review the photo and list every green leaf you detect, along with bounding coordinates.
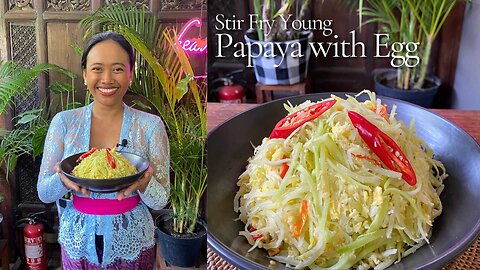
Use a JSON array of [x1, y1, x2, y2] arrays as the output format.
[[131, 99, 152, 111], [32, 126, 48, 157], [7, 154, 17, 173], [0, 61, 76, 115], [66, 102, 83, 110], [69, 44, 83, 56], [48, 82, 74, 94], [174, 74, 193, 102], [0, 146, 5, 161], [16, 114, 39, 125], [253, 0, 264, 40], [17, 108, 43, 117], [0, 129, 8, 139], [13, 108, 43, 126]]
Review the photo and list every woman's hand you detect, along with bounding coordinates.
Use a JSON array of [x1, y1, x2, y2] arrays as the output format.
[[55, 162, 90, 197], [116, 166, 154, 200]]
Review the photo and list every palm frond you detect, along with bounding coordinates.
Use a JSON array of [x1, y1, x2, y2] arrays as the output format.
[[81, 4, 156, 47], [0, 128, 34, 178], [0, 61, 75, 115], [81, 4, 207, 234]]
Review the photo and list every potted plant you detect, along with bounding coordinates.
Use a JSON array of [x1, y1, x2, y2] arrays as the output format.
[[358, 0, 470, 107], [245, 0, 313, 85], [80, 4, 207, 267], [0, 60, 77, 179], [152, 28, 207, 268]]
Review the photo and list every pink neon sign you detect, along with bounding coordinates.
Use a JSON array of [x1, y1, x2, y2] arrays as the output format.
[[178, 18, 207, 54]]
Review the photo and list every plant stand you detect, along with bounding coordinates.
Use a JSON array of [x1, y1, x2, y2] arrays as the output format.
[[255, 81, 310, 103]]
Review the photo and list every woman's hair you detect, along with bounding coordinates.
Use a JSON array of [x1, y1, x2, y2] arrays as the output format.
[[81, 32, 135, 71]]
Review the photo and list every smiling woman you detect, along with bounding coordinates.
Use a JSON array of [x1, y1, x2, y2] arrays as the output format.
[[82, 35, 133, 109], [37, 32, 170, 269]]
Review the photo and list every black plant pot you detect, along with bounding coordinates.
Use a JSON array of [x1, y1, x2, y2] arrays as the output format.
[[244, 29, 313, 85], [155, 210, 207, 267], [374, 69, 441, 108]]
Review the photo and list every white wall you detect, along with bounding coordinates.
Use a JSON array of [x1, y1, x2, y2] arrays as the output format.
[[453, 3, 480, 110]]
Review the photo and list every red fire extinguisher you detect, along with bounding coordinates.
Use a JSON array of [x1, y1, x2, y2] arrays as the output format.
[[212, 69, 247, 103], [23, 218, 47, 270], [219, 82, 246, 104]]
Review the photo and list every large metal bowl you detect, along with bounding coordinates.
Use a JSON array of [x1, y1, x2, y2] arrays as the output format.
[[60, 151, 149, 193], [207, 93, 480, 270]]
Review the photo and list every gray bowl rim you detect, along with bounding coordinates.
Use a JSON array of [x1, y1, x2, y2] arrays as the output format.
[[207, 92, 480, 270]]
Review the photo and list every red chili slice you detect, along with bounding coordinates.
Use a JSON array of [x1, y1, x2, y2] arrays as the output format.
[[270, 100, 337, 139], [348, 111, 417, 186], [280, 163, 289, 179], [76, 147, 98, 162], [106, 148, 116, 169], [248, 227, 263, 240]]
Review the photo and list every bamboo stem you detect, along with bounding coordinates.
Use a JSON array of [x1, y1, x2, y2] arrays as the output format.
[[414, 36, 433, 89], [404, 68, 411, 90], [262, 0, 271, 41], [397, 68, 403, 89]]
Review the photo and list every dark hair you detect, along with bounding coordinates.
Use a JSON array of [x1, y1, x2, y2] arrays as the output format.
[[81, 32, 135, 71]]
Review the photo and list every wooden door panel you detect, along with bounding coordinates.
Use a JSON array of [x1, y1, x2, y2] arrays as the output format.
[[47, 22, 85, 103]]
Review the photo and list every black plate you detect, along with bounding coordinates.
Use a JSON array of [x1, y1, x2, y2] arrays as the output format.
[[60, 151, 149, 193], [207, 93, 480, 270]]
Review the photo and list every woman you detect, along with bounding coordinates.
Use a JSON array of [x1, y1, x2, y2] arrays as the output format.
[[37, 32, 169, 269]]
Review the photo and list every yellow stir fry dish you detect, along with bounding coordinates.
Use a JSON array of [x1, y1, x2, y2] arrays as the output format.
[[234, 91, 446, 270], [72, 148, 137, 179]]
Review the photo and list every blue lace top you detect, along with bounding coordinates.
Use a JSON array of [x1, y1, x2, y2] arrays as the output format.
[[37, 102, 170, 266]]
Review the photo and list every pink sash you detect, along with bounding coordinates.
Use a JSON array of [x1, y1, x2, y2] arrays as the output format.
[[72, 194, 140, 215]]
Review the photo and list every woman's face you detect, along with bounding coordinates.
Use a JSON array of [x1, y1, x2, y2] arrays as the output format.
[[83, 39, 132, 108]]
